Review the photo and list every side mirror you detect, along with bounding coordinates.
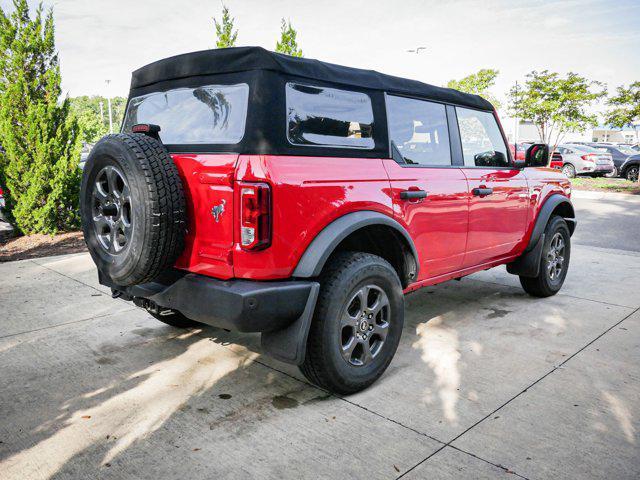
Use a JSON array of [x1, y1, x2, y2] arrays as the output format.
[[525, 143, 550, 167]]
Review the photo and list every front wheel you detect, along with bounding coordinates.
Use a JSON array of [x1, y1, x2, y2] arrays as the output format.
[[520, 215, 571, 297], [300, 252, 404, 394], [626, 165, 639, 182]]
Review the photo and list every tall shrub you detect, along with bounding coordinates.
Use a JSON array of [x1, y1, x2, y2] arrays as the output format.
[[0, 0, 82, 234]]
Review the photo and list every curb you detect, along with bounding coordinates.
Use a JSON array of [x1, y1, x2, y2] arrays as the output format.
[[571, 189, 640, 201]]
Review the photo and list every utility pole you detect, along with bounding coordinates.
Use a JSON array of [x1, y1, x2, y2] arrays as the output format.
[[99, 100, 104, 125], [105, 79, 113, 133]]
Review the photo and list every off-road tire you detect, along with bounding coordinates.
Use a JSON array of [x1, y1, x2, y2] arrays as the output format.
[[520, 215, 571, 297], [81, 134, 186, 286], [300, 252, 404, 395]]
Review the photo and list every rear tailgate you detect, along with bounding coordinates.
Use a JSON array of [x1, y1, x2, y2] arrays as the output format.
[[172, 153, 237, 279]]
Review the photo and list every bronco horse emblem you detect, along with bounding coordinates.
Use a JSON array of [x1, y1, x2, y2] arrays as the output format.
[[211, 199, 226, 223]]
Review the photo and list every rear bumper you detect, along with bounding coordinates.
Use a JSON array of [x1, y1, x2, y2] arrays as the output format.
[[101, 269, 317, 334], [581, 164, 613, 173]]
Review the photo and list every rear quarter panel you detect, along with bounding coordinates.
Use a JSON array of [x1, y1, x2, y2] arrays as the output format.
[[233, 155, 394, 279]]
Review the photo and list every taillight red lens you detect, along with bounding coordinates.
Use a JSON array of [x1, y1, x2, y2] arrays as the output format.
[[239, 182, 271, 250], [581, 154, 595, 162]]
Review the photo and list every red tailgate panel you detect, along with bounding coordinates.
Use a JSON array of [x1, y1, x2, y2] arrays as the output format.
[[172, 153, 238, 279]]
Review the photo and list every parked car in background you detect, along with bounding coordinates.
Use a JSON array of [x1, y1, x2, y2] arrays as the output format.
[[509, 142, 531, 161], [556, 144, 614, 178], [0, 186, 6, 222], [620, 154, 640, 182], [593, 145, 637, 178], [550, 151, 563, 170]]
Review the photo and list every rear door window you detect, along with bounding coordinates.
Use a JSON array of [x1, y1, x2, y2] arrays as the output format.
[[286, 83, 374, 149], [456, 107, 509, 167], [123, 83, 249, 145], [386, 95, 451, 166]]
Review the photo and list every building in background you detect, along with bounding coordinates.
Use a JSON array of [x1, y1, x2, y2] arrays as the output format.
[[591, 125, 638, 144]]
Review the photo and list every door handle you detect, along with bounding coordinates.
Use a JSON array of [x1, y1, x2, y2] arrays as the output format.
[[472, 187, 494, 196], [400, 189, 427, 200]]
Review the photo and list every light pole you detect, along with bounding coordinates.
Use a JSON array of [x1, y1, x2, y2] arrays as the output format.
[[513, 81, 520, 145], [105, 79, 113, 133]]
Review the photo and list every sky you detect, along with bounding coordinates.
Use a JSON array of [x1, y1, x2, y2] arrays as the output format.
[[1, 0, 639, 125]]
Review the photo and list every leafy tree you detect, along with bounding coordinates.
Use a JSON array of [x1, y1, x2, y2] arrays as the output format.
[[447, 69, 500, 108], [604, 82, 640, 144], [0, 0, 82, 234], [213, 4, 237, 48], [509, 70, 606, 152], [275, 18, 303, 57], [69, 95, 127, 144]]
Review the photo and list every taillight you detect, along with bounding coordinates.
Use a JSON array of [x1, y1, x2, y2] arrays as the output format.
[[239, 182, 271, 250], [581, 154, 596, 162]]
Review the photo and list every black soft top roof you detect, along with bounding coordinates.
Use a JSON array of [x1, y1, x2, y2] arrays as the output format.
[[131, 46, 493, 111]]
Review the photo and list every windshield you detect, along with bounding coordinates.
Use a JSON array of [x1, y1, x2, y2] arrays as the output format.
[[566, 144, 600, 153], [123, 83, 249, 145], [618, 146, 637, 155]]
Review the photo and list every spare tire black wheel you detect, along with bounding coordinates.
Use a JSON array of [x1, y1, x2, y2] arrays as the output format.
[[81, 133, 186, 286]]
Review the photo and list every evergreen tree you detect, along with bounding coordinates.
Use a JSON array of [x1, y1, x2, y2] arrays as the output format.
[[0, 0, 82, 234], [275, 18, 303, 57], [213, 4, 238, 48]]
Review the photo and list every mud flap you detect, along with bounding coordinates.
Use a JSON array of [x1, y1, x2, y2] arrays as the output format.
[[507, 233, 545, 278], [261, 282, 320, 365]]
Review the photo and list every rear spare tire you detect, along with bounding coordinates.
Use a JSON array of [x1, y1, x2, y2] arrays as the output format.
[[80, 133, 186, 286]]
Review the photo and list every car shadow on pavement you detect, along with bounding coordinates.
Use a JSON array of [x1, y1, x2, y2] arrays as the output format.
[[1, 275, 617, 479]]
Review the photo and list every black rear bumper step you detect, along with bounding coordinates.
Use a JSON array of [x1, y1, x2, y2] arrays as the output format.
[[100, 269, 317, 334]]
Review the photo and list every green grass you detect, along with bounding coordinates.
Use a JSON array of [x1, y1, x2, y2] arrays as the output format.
[[570, 177, 640, 194]]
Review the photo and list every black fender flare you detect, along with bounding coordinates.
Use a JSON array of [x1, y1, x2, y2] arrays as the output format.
[[508, 193, 576, 278], [292, 210, 419, 280], [525, 194, 576, 253], [621, 159, 640, 177]]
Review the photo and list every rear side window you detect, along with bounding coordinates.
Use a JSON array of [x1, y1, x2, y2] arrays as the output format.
[[123, 83, 249, 145], [386, 95, 451, 166], [286, 83, 374, 149], [456, 107, 509, 167]]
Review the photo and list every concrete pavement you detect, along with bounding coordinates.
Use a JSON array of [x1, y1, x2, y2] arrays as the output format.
[[0, 196, 639, 479]]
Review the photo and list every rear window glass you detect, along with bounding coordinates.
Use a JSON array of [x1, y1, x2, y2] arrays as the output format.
[[122, 83, 249, 145], [286, 83, 374, 149]]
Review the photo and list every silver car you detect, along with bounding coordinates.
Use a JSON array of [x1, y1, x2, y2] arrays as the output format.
[[556, 144, 614, 178]]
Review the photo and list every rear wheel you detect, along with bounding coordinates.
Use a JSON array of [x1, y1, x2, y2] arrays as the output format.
[[520, 215, 571, 297], [605, 166, 618, 178], [300, 252, 404, 395], [562, 164, 576, 178]]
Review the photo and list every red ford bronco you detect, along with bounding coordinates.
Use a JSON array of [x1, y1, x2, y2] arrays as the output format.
[[81, 47, 575, 394]]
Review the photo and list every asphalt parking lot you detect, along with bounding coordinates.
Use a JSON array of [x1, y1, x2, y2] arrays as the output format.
[[1, 192, 639, 480]]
